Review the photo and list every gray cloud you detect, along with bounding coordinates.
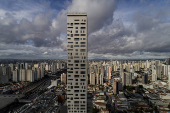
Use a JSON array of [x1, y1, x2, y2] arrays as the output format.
[[88, 6, 170, 57], [0, 11, 63, 47], [67, 0, 117, 33]]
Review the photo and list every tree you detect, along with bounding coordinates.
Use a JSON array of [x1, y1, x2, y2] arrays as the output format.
[[168, 104, 170, 109], [14, 98, 19, 103], [134, 108, 139, 113], [93, 107, 97, 113], [126, 86, 133, 91], [153, 106, 158, 113], [139, 85, 143, 89]]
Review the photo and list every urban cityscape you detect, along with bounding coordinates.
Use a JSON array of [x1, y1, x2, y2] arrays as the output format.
[[0, 0, 170, 113]]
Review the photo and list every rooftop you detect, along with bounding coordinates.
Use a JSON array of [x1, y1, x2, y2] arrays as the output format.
[[67, 13, 87, 16]]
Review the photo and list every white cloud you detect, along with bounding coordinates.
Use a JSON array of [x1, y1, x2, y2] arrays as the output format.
[[43, 51, 48, 55]]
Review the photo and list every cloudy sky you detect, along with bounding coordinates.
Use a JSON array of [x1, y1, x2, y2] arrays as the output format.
[[0, 0, 170, 59]]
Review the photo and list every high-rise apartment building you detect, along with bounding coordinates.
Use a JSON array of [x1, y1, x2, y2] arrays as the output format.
[[152, 68, 157, 82], [90, 72, 95, 85], [67, 13, 87, 113], [166, 58, 170, 65], [123, 72, 132, 86], [106, 66, 111, 80], [19, 69, 26, 81], [27, 69, 34, 82], [13, 69, 18, 82], [113, 80, 118, 94], [61, 73, 67, 84]]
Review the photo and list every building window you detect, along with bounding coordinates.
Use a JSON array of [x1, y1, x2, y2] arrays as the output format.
[[68, 71, 73, 73], [74, 75, 79, 77], [68, 49, 73, 51], [81, 34, 85, 36], [81, 27, 85, 29], [74, 38, 79, 41], [81, 42, 86, 44], [75, 27, 78, 29], [68, 64, 73, 66], [81, 94, 85, 96], [74, 60, 79, 63], [74, 101, 79, 103], [81, 64, 85, 67], [74, 56, 79, 58], [80, 49, 85, 52], [74, 45, 79, 47], [77, 85, 81, 89], [81, 45, 85, 47], [75, 30, 78, 33], [74, 34, 79, 36], [81, 71, 85, 74]]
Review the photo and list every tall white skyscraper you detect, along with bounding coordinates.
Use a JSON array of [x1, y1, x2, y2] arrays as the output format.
[[67, 13, 87, 113], [152, 68, 157, 82]]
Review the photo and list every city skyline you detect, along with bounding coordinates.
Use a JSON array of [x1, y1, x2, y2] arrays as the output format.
[[0, 0, 170, 59]]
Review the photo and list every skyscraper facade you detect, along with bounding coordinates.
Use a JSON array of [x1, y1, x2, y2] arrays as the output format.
[[67, 13, 87, 113]]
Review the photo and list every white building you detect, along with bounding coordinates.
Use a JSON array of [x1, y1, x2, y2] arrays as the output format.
[[152, 69, 157, 82], [61, 73, 66, 84], [19, 69, 26, 81], [168, 65, 170, 89], [27, 69, 34, 82], [67, 13, 87, 113], [100, 73, 103, 85], [13, 69, 18, 82], [51, 79, 58, 86]]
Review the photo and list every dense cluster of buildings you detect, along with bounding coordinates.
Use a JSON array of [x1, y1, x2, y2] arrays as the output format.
[[0, 61, 66, 84]]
